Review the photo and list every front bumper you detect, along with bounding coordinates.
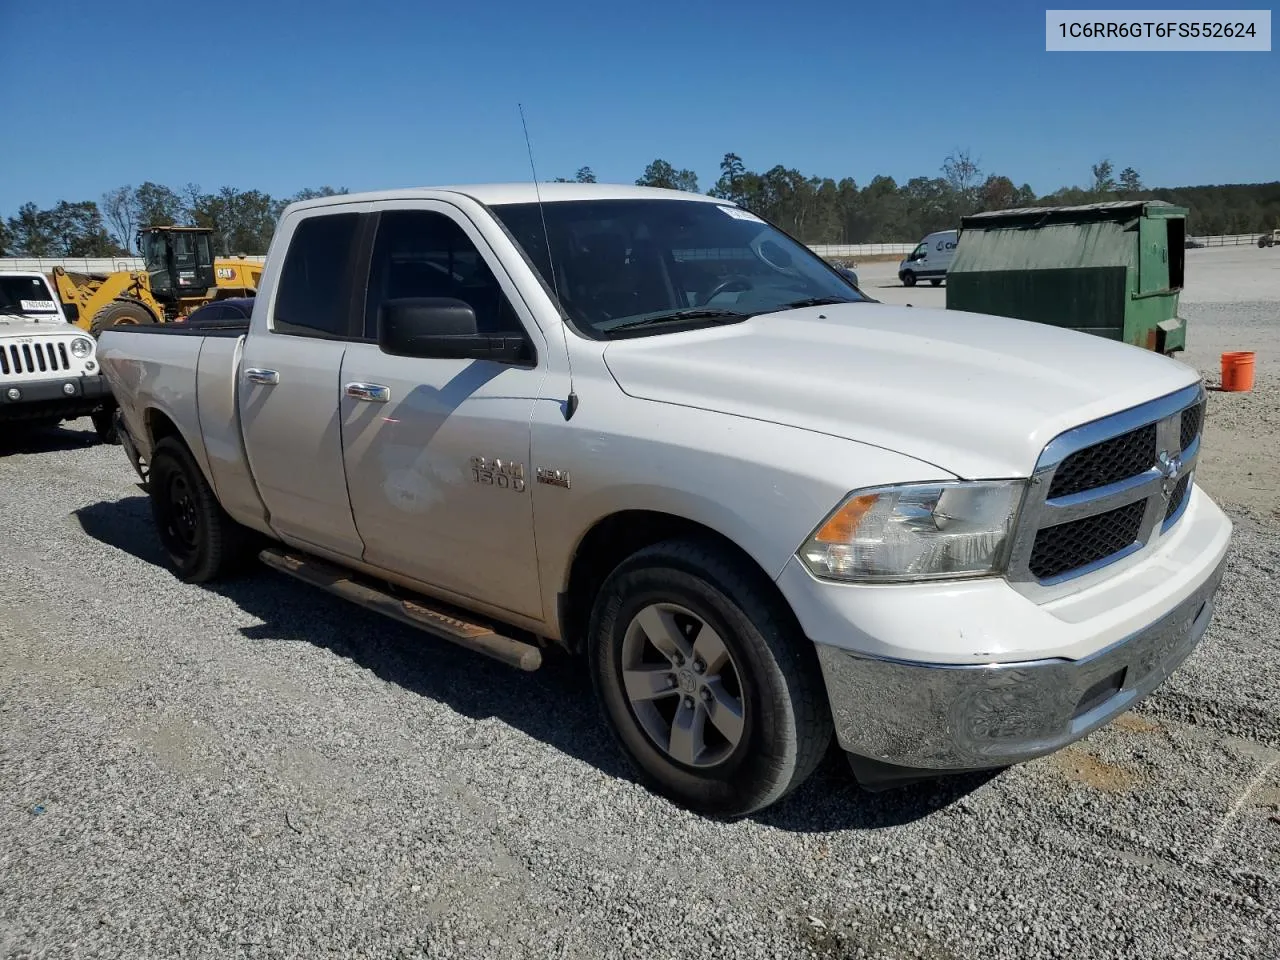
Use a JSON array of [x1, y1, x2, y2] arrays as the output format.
[[781, 483, 1233, 782], [813, 550, 1225, 774], [0, 373, 109, 421]]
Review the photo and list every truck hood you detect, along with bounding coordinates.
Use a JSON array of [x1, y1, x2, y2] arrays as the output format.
[[0, 313, 74, 335], [601, 303, 1200, 479]]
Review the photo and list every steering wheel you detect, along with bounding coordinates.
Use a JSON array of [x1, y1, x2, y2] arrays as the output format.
[[698, 274, 754, 306]]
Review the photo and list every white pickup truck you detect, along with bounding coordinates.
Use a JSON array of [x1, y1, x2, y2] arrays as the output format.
[[1, 270, 116, 441], [97, 184, 1232, 816]]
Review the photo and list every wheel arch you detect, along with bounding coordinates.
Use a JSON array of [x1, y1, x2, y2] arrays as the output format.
[[558, 509, 803, 655], [144, 407, 217, 492]]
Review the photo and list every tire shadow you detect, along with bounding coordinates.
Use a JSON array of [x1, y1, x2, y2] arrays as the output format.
[[0, 420, 99, 456], [75, 494, 991, 833], [755, 751, 999, 832]]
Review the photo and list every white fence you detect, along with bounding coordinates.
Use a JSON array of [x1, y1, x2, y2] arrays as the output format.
[[1, 257, 146, 273], [0, 234, 1264, 274], [2, 248, 902, 272], [1189, 234, 1264, 247], [810, 243, 915, 258], [0, 255, 267, 274]]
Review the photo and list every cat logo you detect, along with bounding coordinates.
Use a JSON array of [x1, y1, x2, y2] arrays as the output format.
[[216, 267, 236, 280]]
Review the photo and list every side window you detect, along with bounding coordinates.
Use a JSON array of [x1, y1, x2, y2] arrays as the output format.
[[273, 212, 361, 338], [363, 210, 524, 339]]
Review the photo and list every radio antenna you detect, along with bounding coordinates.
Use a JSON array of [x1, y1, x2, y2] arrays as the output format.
[[519, 102, 578, 420]]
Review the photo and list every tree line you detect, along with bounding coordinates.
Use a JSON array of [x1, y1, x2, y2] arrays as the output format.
[[1, 184, 348, 259], [3, 154, 1278, 258]]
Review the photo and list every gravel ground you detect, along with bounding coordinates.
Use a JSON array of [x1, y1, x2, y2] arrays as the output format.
[[3, 284, 1279, 958]]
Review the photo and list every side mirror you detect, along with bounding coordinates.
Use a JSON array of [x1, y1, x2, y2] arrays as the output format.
[[378, 297, 529, 363]]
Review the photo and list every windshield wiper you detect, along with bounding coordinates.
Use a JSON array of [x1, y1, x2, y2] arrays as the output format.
[[768, 296, 859, 312], [605, 308, 748, 332]]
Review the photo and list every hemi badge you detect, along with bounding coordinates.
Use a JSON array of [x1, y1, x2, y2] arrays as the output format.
[[536, 467, 571, 489]]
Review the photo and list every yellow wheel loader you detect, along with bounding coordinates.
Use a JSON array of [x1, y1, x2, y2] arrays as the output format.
[[51, 226, 263, 335]]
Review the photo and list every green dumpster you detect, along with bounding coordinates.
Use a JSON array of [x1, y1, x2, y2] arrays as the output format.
[[946, 200, 1189, 354]]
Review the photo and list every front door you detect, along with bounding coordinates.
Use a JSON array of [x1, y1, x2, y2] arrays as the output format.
[[238, 207, 368, 559], [339, 203, 548, 620]]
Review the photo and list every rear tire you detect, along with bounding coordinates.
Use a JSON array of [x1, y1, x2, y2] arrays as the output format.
[[89, 299, 156, 337], [930, 278, 942, 286], [587, 538, 833, 818], [902, 271, 917, 287], [148, 436, 248, 582]]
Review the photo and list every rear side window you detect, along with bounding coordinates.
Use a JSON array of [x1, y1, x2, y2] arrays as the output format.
[[273, 213, 361, 338]]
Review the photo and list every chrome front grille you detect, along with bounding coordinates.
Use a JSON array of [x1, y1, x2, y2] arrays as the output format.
[[0, 339, 72, 377], [1180, 402, 1204, 452], [1027, 499, 1147, 580], [1008, 382, 1206, 589], [1047, 423, 1157, 498], [1163, 473, 1192, 523]]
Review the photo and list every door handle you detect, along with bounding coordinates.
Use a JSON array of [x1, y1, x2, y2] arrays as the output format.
[[245, 368, 279, 385], [345, 382, 391, 403]]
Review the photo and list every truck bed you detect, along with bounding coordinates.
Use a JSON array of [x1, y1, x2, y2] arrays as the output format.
[[97, 321, 269, 533]]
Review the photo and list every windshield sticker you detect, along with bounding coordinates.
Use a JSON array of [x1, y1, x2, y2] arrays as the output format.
[[718, 206, 764, 222], [19, 299, 58, 312]]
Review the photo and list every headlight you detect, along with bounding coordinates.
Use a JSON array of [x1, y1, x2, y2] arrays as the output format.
[[69, 337, 93, 359], [799, 481, 1026, 582]]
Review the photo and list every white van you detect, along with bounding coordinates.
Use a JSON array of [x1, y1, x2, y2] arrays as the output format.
[[898, 229, 958, 287]]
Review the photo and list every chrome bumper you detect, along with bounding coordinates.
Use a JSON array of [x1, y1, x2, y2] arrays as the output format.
[[815, 551, 1227, 772]]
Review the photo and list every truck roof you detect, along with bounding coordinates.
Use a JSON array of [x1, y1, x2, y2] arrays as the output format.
[[280, 182, 726, 217]]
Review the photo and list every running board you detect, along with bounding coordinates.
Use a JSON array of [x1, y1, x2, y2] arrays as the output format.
[[258, 548, 542, 671]]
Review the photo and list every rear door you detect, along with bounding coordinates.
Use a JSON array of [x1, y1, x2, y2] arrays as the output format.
[[238, 206, 372, 558], [337, 202, 548, 619]]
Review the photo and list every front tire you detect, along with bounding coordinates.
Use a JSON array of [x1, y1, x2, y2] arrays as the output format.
[[148, 436, 247, 582], [902, 270, 917, 287], [91, 406, 120, 444], [587, 538, 832, 817]]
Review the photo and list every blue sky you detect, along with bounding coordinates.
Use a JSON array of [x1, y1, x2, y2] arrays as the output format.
[[2, 0, 1275, 214]]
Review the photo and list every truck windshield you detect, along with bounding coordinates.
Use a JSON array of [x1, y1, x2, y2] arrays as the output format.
[[0, 275, 59, 317], [489, 198, 865, 337]]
